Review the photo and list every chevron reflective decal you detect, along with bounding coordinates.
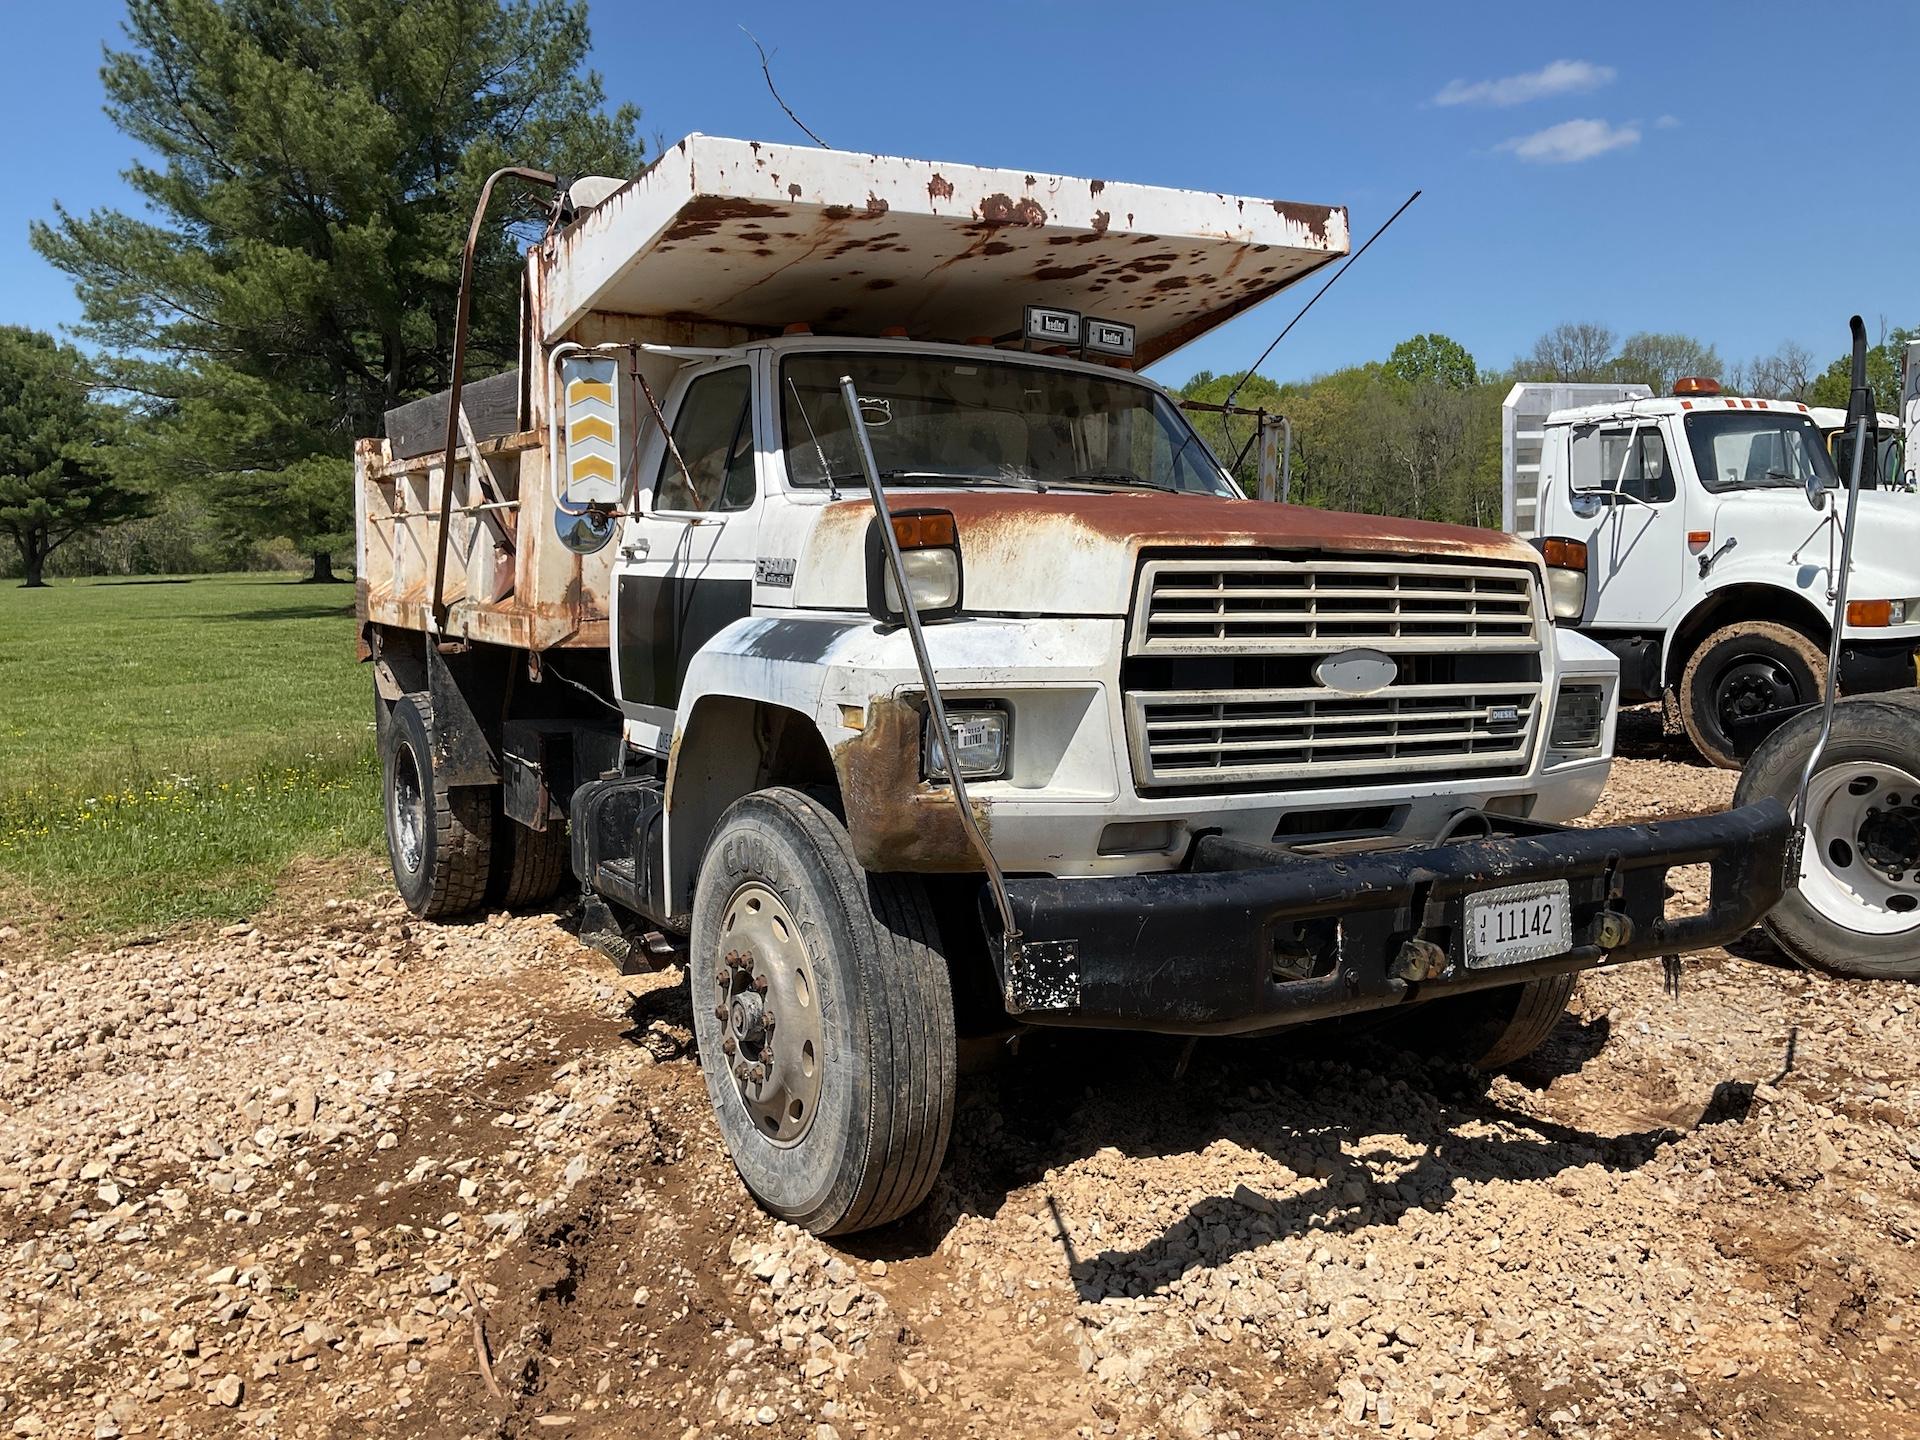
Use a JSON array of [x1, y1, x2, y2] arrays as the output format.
[[561, 356, 621, 504]]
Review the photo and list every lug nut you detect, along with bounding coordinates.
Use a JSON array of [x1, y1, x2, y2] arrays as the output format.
[[721, 1036, 736, 1057]]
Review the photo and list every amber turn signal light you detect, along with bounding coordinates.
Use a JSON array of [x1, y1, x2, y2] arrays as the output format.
[[1847, 599, 1905, 628], [891, 511, 957, 550], [1540, 537, 1588, 570]]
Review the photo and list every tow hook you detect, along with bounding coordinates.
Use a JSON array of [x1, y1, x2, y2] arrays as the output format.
[[1589, 909, 1635, 950], [1390, 937, 1448, 983]]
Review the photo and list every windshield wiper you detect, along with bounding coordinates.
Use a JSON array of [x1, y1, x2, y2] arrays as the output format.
[[879, 469, 1046, 491], [1055, 470, 1175, 492]]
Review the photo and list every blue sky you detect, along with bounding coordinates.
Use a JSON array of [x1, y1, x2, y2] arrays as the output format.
[[3, 0, 1913, 388]]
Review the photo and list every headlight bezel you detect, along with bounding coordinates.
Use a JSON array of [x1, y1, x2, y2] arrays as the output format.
[[1548, 681, 1607, 755], [865, 508, 964, 624]]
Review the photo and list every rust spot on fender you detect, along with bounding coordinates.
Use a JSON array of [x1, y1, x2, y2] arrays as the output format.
[[1033, 262, 1096, 281], [833, 696, 989, 873], [865, 191, 890, 217], [788, 183, 802, 201], [928, 173, 954, 201], [1090, 179, 1106, 196], [1091, 210, 1110, 234]]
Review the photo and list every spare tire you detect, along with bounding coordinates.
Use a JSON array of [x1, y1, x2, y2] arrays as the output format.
[[1735, 695, 1920, 978]]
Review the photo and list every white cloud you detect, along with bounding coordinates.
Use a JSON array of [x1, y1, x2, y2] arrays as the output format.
[[1495, 118, 1641, 164], [1655, 114, 1681, 129], [1434, 59, 1615, 108]]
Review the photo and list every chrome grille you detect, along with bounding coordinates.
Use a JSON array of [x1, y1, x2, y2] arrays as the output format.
[[1131, 558, 1537, 655], [1125, 556, 1544, 791]]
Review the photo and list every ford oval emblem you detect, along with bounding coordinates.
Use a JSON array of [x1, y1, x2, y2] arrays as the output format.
[[1313, 648, 1399, 697]]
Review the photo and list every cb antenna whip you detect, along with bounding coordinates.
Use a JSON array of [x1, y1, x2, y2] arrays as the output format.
[[1221, 188, 1422, 413]]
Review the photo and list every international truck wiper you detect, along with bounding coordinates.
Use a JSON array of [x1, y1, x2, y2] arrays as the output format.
[[879, 470, 1047, 491], [1056, 471, 1175, 492]]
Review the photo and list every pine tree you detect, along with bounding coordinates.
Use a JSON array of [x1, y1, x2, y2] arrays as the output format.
[[0, 328, 148, 588], [32, 0, 644, 580]]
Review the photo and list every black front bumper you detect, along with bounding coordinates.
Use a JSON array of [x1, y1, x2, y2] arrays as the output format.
[[986, 800, 1791, 1036]]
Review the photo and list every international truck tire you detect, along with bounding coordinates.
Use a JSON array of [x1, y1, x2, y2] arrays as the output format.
[[688, 787, 956, 1236], [382, 695, 494, 919], [1734, 697, 1920, 978], [488, 813, 569, 909], [1381, 973, 1577, 1071], [1679, 621, 1827, 770]]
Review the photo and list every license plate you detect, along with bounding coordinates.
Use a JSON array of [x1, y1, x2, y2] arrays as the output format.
[[1465, 880, 1571, 968]]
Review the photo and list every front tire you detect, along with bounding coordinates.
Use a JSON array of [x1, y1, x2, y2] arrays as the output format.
[[382, 694, 493, 919], [1735, 696, 1920, 978], [1379, 973, 1577, 1071], [689, 788, 956, 1235], [1679, 621, 1827, 769]]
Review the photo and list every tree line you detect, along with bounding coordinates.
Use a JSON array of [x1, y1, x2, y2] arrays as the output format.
[[1, 2, 1912, 583], [1179, 320, 1912, 531]]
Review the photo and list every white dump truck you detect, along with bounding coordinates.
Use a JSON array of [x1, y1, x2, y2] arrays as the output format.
[[1503, 378, 1920, 769], [358, 138, 1794, 1235]]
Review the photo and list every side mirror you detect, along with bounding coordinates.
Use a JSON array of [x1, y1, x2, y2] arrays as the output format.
[[1806, 469, 1828, 511], [554, 501, 616, 554]]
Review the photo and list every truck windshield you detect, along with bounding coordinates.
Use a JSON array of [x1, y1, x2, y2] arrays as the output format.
[[1684, 411, 1837, 493], [779, 351, 1236, 496]]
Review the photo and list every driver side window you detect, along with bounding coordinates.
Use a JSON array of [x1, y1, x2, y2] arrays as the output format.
[[1571, 426, 1676, 504], [653, 367, 756, 513]]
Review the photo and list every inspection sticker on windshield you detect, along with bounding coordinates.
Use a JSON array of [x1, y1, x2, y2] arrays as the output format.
[[1465, 880, 1571, 968]]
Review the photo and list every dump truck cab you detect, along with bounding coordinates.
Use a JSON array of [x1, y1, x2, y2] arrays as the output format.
[[357, 138, 1794, 1236]]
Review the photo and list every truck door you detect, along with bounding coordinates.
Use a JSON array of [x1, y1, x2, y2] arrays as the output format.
[[1569, 420, 1686, 633], [611, 361, 762, 752]]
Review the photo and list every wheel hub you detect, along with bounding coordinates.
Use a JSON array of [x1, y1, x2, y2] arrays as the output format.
[[711, 884, 824, 1145], [391, 746, 426, 872], [1800, 761, 1920, 931], [1858, 800, 1920, 877], [1716, 659, 1797, 727]]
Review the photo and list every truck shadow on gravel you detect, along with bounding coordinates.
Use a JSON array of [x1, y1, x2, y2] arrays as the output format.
[[898, 1028, 1763, 1301]]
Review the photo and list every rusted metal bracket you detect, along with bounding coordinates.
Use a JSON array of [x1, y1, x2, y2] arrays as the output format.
[[836, 375, 1024, 962]]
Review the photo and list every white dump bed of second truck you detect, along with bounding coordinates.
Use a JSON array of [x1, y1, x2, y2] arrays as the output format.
[[357, 135, 1350, 651]]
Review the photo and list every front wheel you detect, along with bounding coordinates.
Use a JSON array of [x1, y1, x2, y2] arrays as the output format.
[[1378, 973, 1577, 1070], [688, 788, 956, 1235], [1735, 696, 1920, 978], [1679, 621, 1827, 769]]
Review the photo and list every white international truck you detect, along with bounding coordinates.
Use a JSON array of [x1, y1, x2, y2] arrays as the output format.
[[357, 137, 1799, 1235], [1503, 378, 1919, 769]]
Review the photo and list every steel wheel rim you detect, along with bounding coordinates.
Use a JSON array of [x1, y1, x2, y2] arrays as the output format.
[[391, 743, 427, 874], [1715, 657, 1800, 733], [713, 882, 824, 1146], [1799, 760, 1920, 934]]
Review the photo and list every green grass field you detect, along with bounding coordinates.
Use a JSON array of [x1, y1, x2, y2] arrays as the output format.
[[0, 574, 383, 939]]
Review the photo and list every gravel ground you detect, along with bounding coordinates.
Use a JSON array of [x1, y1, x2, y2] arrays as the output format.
[[2, 721, 1917, 1440]]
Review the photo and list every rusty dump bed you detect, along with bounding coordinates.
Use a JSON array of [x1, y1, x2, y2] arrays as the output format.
[[537, 135, 1350, 363]]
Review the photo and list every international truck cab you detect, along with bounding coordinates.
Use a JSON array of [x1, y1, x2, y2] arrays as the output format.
[[357, 139, 1797, 1235], [1506, 378, 1920, 767]]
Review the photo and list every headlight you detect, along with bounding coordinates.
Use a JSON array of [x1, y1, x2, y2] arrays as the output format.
[[1550, 683, 1606, 752], [1534, 537, 1588, 622], [883, 547, 960, 613], [924, 706, 1008, 781], [1545, 567, 1586, 621]]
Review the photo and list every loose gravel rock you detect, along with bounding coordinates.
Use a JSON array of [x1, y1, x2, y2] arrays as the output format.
[[0, 729, 1915, 1438]]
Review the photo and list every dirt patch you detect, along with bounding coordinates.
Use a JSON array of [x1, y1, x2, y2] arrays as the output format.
[[1, 748, 1917, 1439]]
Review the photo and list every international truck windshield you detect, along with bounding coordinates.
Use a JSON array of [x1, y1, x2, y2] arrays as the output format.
[[1685, 410, 1837, 493], [779, 351, 1235, 496]]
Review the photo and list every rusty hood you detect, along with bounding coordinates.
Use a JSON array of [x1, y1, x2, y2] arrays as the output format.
[[791, 490, 1541, 617]]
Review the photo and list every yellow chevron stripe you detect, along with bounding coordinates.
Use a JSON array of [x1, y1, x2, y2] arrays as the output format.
[[569, 414, 614, 444], [570, 454, 615, 482], [568, 379, 614, 405]]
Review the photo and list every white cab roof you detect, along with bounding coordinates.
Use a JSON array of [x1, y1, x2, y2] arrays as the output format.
[[533, 135, 1349, 365]]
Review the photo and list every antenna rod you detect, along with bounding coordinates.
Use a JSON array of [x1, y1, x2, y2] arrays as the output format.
[[1221, 189, 1421, 413]]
